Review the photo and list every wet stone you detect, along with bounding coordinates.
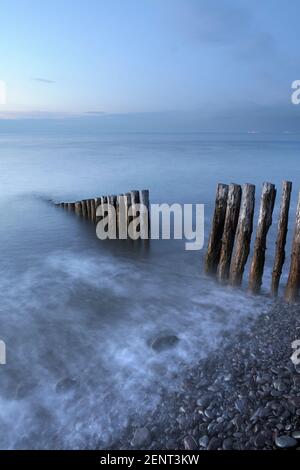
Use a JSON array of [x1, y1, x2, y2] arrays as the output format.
[[275, 435, 298, 449], [151, 334, 179, 352], [183, 435, 198, 450], [131, 428, 152, 448], [199, 435, 209, 448], [55, 378, 78, 394]]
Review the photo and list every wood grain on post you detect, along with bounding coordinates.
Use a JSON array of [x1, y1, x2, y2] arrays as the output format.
[[205, 183, 229, 276], [217, 184, 242, 283], [248, 182, 277, 294], [271, 181, 292, 296], [139, 189, 150, 239], [285, 191, 300, 303], [229, 184, 255, 287]]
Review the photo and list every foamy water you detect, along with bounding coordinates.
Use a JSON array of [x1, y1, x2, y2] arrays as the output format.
[[0, 131, 299, 448]]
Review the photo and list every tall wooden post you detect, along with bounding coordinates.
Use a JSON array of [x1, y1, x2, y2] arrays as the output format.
[[130, 190, 140, 240], [139, 189, 150, 239], [229, 184, 255, 286], [118, 194, 130, 239], [249, 182, 276, 294], [285, 191, 300, 303], [217, 184, 242, 283], [205, 183, 229, 276], [271, 181, 292, 296], [95, 198, 101, 223], [107, 195, 117, 239]]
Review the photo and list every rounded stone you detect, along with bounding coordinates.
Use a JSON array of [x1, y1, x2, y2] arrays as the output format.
[[275, 435, 298, 449]]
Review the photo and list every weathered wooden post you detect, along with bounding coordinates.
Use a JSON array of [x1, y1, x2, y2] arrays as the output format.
[[86, 200, 92, 220], [81, 200, 87, 218], [75, 202, 82, 216], [68, 202, 75, 211], [95, 198, 101, 223], [217, 184, 242, 283], [139, 189, 150, 239], [249, 182, 276, 294], [285, 191, 300, 303], [130, 190, 140, 240], [205, 183, 229, 276], [107, 195, 117, 239], [90, 199, 96, 223], [229, 184, 255, 287], [271, 181, 292, 296], [117, 194, 130, 239]]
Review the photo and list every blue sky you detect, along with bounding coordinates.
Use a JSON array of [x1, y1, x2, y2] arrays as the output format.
[[0, 0, 300, 128]]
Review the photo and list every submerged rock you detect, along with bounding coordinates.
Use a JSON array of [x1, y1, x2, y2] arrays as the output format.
[[56, 378, 78, 394], [150, 334, 179, 352]]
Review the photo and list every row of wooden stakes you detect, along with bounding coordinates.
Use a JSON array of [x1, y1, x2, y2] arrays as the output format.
[[55, 189, 150, 237], [205, 181, 300, 303]]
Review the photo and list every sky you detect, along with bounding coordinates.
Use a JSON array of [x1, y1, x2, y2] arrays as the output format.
[[0, 0, 300, 130]]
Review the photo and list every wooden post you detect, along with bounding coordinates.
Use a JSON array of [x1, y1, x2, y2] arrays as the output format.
[[90, 199, 96, 223], [95, 198, 101, 223], [130, 190, 140, 240], [249, 182, 276, 294], [68, 202, 75, 211], [271, 181, 292, 296], [86, 199, 91, 220], [205, 183, 229, 276], [285, 191, 300, 303], [229, 184, 255, 287], [108, 195, 117, 239], [117, 194, 130, 239], [217, 183, 242, 283], [75, 202, 82, 216], [139, 189, 150, 239], [81, 200, 87, 218]]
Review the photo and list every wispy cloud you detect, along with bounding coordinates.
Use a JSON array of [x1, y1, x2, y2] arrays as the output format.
[[32, 77, 56, 84]]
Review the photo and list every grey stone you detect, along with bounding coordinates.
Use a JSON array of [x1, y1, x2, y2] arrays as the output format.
[[131, 427, 152, 448], [199, 435, 209, 448], [151, 335, 179, 352], [275, 435, 298, 449], [183, 435, 198, 450]]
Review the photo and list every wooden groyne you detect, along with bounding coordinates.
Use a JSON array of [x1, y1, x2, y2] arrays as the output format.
[[54, 189, 150, 239], [206, 181, 300, 302]]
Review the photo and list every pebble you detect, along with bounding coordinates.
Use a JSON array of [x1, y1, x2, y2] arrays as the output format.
[[275, 435, 298, 449], [183, 435, 198, 450], [131, 428, 152, 448], [199, 435, 209, 448]]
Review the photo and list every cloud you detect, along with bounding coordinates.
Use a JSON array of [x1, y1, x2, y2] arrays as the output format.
[[32, 77, 56, 84]]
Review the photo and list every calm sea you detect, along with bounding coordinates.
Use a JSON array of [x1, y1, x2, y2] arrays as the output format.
[[0, 130, 299, 448]]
